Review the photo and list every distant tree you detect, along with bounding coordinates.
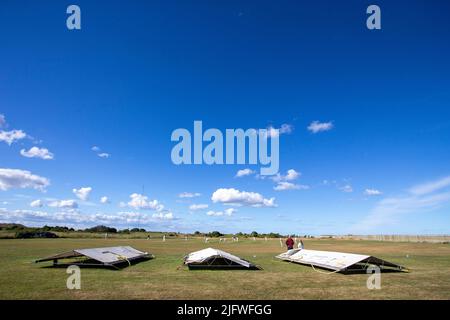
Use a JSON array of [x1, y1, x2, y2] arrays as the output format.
[[40, 225, 72, 232], [85, 225, 117, 233], [250, 231, 259, 237], [268, 232, 282, 238], [208, 231, 224, 238], [0, 223, 25, 231]]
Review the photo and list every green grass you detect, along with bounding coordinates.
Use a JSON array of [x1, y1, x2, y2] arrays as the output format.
[[0, 238, 449, 299]]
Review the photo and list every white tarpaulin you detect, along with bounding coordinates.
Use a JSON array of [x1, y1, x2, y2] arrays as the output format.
[[184, 248, 259, 269], [75, 246, 149, 264], [276, 249, 404, 272], [35, 246, 152, 268]]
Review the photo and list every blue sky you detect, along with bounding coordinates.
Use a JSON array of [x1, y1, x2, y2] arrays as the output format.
[[1, 0, 450, 235]]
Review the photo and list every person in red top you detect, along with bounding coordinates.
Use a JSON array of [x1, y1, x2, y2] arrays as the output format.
[[285, 236, 295, 250]]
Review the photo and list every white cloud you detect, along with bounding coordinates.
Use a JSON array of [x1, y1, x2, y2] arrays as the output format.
[[340, 185, 353, 193], [0, 168, 50, 191], [0, 114, 5, 128], [409, 176, 450, 196], [179, 192, 201, 198], [225, 208, 237, 215], [235, 168, 255, 178], [322, 179, 334, 186], [280, 124, 294, 134], [274, 182, 309, 191], [0, 208, 50, 221], [263, 124, 294, 138], [274, 182, 299, 191], [100, 196, 110, 204], [30, 199, 43, 208], [72, 187, 92, 201], [20, 147, 54, 160], [271, 169, 300, 182], [152, 211, 174, 220], [91, 146, 110, 158], [97, 153, 110, 158], [48, 199, 78, 209], [285, 169, 300, 181], [0, 130, 26, 145], [307, 121, 334, 133], [189, 204, 208, 210], [364, 188, 382, 196], [0, 208, 175, 228], [206, 208, 236, 216], [128, 193, 164, 211], [353, 176, 450, 232], [119, 201, 127, 208], [270, 174, 281, 182], [211, 188, 276, 207]]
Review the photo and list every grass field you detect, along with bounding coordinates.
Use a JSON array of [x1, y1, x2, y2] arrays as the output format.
[[0, 238, 449, 299]]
